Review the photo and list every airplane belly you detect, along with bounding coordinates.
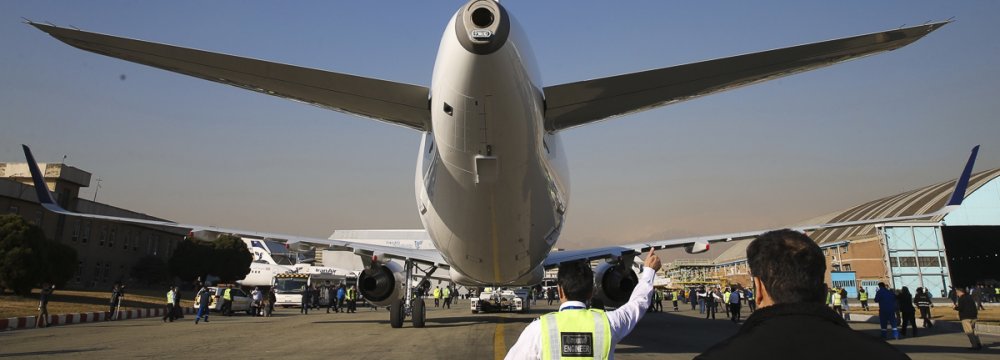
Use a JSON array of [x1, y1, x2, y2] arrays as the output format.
[[415, 9, 566, 285]]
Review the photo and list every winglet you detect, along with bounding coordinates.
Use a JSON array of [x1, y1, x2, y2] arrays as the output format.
[[945, 145, 979, 207], [21, 144, 65, 211]]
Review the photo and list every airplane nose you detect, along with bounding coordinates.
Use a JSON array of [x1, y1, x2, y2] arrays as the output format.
[[455, 0, 509, 55]]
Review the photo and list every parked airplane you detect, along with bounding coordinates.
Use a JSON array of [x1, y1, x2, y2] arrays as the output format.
[[237, 237, 361, 287], [24, 1, 969, 328]]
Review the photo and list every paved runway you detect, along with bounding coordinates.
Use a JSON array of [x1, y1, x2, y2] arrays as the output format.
[[0, 301, 996, 359]]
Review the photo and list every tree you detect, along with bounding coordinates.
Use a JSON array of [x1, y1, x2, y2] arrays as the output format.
[[213, 234, 252, 283], [40, 238, 78, 289], [168, 238, 213, 282], [167, 234, 251, 283], [0, 214, 77, 295], [131, 255, 169, 285]]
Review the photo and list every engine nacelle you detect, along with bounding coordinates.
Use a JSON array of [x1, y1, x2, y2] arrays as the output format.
[[357, 260, 404, 307], [685, 241, 711, 254], [593, 261, 639, 308]]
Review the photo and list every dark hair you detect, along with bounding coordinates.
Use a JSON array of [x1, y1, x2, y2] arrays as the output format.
[[746, 229, 826, 304], [557, 261, 594, 302]]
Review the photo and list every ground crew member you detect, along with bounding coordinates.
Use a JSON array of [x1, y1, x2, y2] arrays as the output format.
[[505, 248, 661, 359], [722, 288, 731, 318], [222, 285, 233, 316], [858, 287, 869, 311], [433, 286, 441, 307], [831, 288, 843, 318], [875, 282, 899, 340], [443, 286, 452, 309], [301, 285, 311, 314], [162, 286, 176, 322], [347, 285, 357, 313], [195, 286, 210, 324], [672, 289, 680, 311]]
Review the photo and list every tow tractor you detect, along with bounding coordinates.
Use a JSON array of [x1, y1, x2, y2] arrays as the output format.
[[470, 287, 530, 313]]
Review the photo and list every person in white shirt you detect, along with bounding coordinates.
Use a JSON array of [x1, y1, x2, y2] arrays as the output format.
[[505, 249, 662, 359]]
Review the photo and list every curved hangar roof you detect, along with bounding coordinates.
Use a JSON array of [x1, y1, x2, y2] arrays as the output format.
[[806, 168, 1000, 245]]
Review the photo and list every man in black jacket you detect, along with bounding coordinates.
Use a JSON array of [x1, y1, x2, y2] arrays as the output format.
[[955, 287, 982, 351], [697, 229, 909, 359]]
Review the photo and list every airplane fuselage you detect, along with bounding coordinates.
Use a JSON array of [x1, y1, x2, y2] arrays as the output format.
[[417, 2, 568, 286]]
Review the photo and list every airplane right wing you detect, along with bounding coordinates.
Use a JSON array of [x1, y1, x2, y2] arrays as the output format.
[[20, 145, 447, 269], [544, 145, 980, 267], [543, 21, 949, 131], [28, 22, 430, 131]]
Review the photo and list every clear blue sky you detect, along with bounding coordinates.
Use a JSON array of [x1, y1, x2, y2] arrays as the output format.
[[2, 1, 998, 249]]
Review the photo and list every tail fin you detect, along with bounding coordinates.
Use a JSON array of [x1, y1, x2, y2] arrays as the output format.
[[21, 144, 66, 213], [945, 145, 979, 208]]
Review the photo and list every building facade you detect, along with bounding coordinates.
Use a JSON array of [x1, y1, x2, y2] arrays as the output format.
[[1, 162, 185, 289], [679, 168, 1000, 295]]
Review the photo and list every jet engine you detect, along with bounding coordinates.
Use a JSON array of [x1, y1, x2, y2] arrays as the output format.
[[357, 260, 404, 306], [685, 241, 711, 254], [592, 261, 639, 308]]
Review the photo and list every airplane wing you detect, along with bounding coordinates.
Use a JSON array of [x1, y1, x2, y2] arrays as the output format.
[[28, 22, 430, 131], [543, 145, 979, 267], [543, 21, 949, 131], [20, 145, 446, 268]]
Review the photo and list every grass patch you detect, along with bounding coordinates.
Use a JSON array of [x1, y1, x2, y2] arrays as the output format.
[[1, 288, 194, 319]]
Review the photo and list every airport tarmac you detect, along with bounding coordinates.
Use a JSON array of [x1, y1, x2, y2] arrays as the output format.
[[0, 301, 996, 359]]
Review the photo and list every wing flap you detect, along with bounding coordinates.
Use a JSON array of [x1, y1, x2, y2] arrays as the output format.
[[30, 22, 429, 130], [543, 22, 948, 131]]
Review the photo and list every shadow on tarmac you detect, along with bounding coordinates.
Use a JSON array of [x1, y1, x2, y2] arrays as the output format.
[[0, 347, 105, 357]]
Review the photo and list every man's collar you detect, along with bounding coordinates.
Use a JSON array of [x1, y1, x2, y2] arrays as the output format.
[[559, 301, 587, 310]]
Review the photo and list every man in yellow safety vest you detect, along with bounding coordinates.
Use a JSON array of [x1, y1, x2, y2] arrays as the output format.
[[222, 285, 233, 316], [505, 248, 662, 359], [433, 286, 441, 308]]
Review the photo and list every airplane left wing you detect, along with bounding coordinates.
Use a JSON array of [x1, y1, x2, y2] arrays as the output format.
[[20, 145, 447, 268], [544, 145, 980, 267], [28, 22, 430, 131]]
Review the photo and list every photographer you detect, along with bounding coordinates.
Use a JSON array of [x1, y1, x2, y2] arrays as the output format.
[[37, 283, 54, 328], [110, 282, 125, 320]]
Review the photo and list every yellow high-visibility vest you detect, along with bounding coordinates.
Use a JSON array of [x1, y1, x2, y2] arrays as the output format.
[[166, 290, 174, 304], [540, 309, 612, 360], [433, 288, 441, 298], [832, 292, 842, 306], [859, 291, 868, 301], [223, 288, 232, 301]]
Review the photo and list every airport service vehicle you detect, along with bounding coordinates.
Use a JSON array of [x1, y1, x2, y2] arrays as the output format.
[[25, 0, 971, 329], [471, 288, 529, 314], [272, 272, 346, 307], [194, 286, 252, 314]]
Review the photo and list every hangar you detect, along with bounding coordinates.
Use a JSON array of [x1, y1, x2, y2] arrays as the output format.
[[709, 167, 1000, 297]]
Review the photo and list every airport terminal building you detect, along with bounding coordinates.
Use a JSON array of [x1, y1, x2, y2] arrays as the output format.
[[705, 168, 1000, 298], [0, 162, 185, 289]]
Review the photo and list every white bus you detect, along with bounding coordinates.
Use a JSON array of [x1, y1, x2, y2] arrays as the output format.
[[272, 272, 351, 307]]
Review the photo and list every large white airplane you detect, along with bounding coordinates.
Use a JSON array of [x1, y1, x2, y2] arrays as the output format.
[[22, 0, 976, 328]]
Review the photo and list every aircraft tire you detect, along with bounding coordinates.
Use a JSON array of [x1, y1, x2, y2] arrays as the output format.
[[412, 299, 426, 328], [390, 298, 404, 328]]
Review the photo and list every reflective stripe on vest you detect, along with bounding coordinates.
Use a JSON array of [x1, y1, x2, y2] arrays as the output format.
[[540, 309, 612, 359]]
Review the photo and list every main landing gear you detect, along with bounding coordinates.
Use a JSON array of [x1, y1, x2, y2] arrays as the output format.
[[390, 260, 435, 328]]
